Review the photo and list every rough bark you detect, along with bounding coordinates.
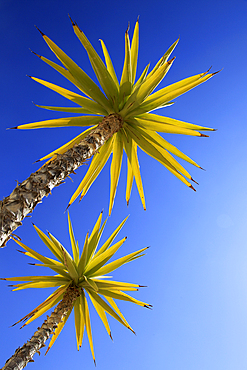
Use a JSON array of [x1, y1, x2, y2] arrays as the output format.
[[1, 286, 80, 370], [0, 114, 123, 247]]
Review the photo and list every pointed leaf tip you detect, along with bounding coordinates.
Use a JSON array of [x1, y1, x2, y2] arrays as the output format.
[[29, 48, 41, 58], [128, 326, 136, 335], [65, 203, 71, 212], [212, 68, 223, 76], [204, 66, 212, 75], [35, 25, 45, 37], [191, 178, 199, 185], [190, 185, 196, 192], [45, 346, 51, 356], [200, 133, 209, 138], [68, 14, 76, 26], [167, 56, 176, 64]]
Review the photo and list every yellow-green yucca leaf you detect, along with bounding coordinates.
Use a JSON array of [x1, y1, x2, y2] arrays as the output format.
[[11, 285, 69, 328], [39, 126, 96, 162], [15, 17, 218, 217], [68, 212, 79, 265], [19, 115, 102, 130], [36, 26, 112, 113], [121, 130, 146, 210], [85, 211, 103, 264], [93, 215, 128, 257], [87, 290, 112, 339], [34, 103, 97, 114], [29, 76, 108, 115], [99, 39, 119, 90], [119, 24, 132, 102], [2, 212, 150, 363], [109, 132, 124, 215], [130, 18, 139, 84], [67, 136, 114, 206], [70, 17, 119, 111], [73, 296, 85, 350]]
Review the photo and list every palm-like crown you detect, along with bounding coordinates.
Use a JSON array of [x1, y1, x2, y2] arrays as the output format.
[[15, 17, 217, 215], [2, 213, 150, 363]]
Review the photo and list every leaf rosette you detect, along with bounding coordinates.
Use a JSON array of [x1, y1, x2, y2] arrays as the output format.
[[15, 17, 218, 214], [2, 212, 150, 362]]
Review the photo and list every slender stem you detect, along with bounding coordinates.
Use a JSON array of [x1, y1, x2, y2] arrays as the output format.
[[0, 114, 123, 247]]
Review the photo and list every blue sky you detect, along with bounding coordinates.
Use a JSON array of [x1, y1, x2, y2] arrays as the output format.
[[1, 0, 247, 369]]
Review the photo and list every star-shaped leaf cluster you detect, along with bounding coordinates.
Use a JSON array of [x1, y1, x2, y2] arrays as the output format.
[[15, 18, 218, 214], [2, 212, 150, 362]]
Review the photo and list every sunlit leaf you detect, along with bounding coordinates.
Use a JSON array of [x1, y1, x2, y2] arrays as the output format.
[[19, 20, 217, 214], [4, 213, 148, 363]]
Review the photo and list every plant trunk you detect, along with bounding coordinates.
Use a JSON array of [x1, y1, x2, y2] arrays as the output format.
[[0, 114, 123, 248], [1, 286, 80, 370]]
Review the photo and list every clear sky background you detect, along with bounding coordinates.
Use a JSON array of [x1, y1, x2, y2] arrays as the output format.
[[0, 0, 247, 369]]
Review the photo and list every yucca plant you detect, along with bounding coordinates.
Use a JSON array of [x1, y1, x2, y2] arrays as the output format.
[[1, 212, 150, 369], [0, 17, 217, 247]]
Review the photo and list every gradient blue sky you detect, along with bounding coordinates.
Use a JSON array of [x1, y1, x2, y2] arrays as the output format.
[[1, 0, 247, 369]]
